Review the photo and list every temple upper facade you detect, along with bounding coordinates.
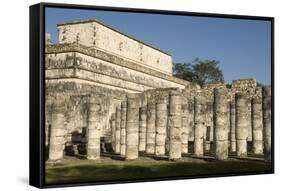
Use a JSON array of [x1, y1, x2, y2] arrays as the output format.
[[57, 19, 173, 76]]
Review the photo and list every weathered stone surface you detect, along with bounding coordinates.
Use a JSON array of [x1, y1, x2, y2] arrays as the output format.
[[214, 88, 228, 160], [146, 101, 156, 154], [155, 97, 168, 156], [204, 101, 213, 152], [263, 86, 271, 162], [49, 96, 67, 161], [87, 95, 103, 160], [57, 19, 173, 75], [168, 90, 182, 160], [46, 44, 188, 93], [232, 79, 257, 93], [120, 100, 127, 156], [126, 94, 140, 160], [115, 105, 121, 153], [46, 81, 124, 145], [110, 114, 116, 152], [252, 95, 263, 155], [194, 94, 205, 157], [139, 106, 147, 151], [232, 79, 257, 142], [182, 84, 200, 142], [236, 93, 248, 157], [45, 21, 189, 152], [230, 100, 236, 152], [202, 83, 225, 142], [181, 98, 189, 154]]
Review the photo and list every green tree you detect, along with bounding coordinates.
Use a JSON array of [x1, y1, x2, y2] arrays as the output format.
[[173, 58, 224, 86], [226, 84, 232, 89], [173, 62, 194, 82]]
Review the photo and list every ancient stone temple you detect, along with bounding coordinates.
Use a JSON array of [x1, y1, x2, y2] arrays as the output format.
[[45, 19, 272, 163]]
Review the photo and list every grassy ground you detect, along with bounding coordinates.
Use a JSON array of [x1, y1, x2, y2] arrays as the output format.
[[45, 157, 272, 185]]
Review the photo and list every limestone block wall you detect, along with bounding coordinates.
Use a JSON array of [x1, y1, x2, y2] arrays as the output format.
[[46, 44, 188, 94], [57, 20, 173, 75], [232, 78, 257, 94]]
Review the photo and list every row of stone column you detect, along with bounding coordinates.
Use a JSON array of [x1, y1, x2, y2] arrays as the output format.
[[109, 86, 271, 161], [109, 90, 181, 160], [229, 86, 271, 162], [48, 85, 271, 163]]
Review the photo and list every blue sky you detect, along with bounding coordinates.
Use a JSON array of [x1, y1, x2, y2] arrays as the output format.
[[45, 8, 272, 85]]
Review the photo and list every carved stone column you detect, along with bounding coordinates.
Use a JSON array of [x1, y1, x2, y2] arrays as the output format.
[[115, 105, 121, 154], [155, 97, 168, 156], [230, 100, 236, 152], [246, 100, 252, 142], [120, 100, 127, 156], [214, 88, 228, 160], [146, 100, 156, 154], [111, 114, 116, 152], [204, 101, 213, 152], [168, 90, 182, 160], [126, 94, 140, 160], [194, 94, 205, 157], [87, 95, 102, 160], [181, 101, 189, 154], [49, 97, 66, 161], [236, 93, 248, 157], [252, 96, 263, 155], [262, 86, 271, 162], [139, 106, 147, 152]]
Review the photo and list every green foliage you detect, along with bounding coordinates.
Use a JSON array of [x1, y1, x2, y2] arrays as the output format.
[[226, 84, 232, 89], [173, 58, 224, 86], [172, 62, 194, 82]]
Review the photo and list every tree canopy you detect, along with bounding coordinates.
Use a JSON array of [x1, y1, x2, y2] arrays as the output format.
[[173, 58, 224, 86]]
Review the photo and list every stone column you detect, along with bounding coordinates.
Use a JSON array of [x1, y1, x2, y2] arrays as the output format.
[[111, 114, 116, 152], [194, 95, 205, 157], [262, 86, 271, 162], [155, 97, 168, 156], [214, 88, 228, 160], [126, 94, 140, 160], [146, 101, 156, 154], [252, 96, 263, 155], [120, 100, 127, 156], [230, 100, 236, 152], [181, 102, 189, 154], [87, 95, 102, 160], [236, 93, 248, 157], [204, 101, 213, 152], [49, 98, 66, 161], [115, 105, 121, 154], [227, 101, 231, 149], [188, 100, 195, 142], [246, 100, 252, 142], [168, 90, 182, 160], [139, 106, 147, 151]]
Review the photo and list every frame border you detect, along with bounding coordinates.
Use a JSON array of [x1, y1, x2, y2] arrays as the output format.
[[29, 2, 274, 188]]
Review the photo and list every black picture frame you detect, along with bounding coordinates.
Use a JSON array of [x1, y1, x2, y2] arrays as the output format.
[[30, 2, 274, 189]]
